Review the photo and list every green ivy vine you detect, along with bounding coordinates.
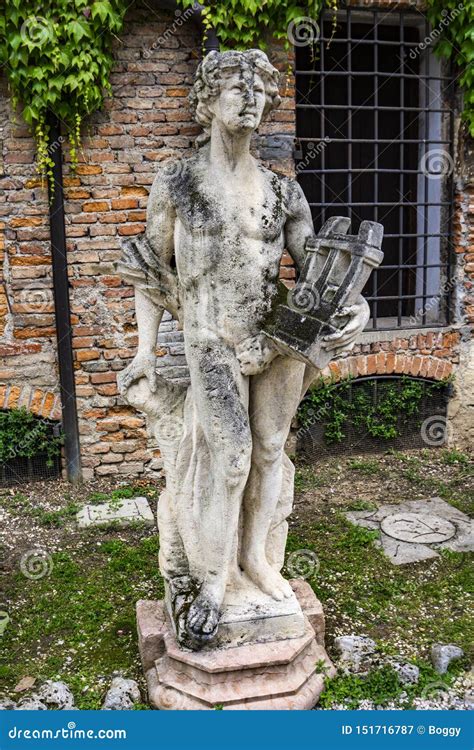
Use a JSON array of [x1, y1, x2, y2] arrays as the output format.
[[0, 408, 63, 466], [426, 0, 474, 137], [0, 0, 472, 185], [179, 0, 335, 49], [0, 0, 128, 182], [298, 376, 449, 445]]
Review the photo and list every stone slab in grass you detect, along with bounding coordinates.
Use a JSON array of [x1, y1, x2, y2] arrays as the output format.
[[345, 497, 473, 565], [77, 497, 154, 529]]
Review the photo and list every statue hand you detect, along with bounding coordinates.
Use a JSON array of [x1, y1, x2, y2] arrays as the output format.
[[322, 295, 370, 355], [118, 350, 158, 394], [236, 334, 276, 376]]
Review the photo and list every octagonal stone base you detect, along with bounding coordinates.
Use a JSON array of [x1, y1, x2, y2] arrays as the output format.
[[137, 580, 335, 710]]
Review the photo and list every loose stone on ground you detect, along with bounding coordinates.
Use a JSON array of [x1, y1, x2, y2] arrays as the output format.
[[102, 677, 141, 710], [76, 497, 154, 529], [431, 644, 465, 674], [333, 635, 376, 672], [345, 497, 473, 564]]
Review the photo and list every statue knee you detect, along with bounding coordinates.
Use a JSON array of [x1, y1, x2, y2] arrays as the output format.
[[254, 432, 285, 467], [223, 442, 252, 488]]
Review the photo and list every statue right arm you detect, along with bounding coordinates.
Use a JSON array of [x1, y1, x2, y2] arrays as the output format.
[[120, 171, 178, 393], [136, 171, 177, 350]]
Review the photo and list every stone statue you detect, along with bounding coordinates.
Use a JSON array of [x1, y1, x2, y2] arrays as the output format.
[[117, 50, 376, 653]]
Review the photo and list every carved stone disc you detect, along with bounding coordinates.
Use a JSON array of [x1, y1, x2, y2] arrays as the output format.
[[381, 512, 456, 544]]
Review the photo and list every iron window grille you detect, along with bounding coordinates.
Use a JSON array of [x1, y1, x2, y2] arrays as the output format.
[[294, 7, 455, 330]]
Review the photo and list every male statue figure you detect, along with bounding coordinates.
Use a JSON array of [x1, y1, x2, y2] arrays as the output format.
[[117, 50, 369, 649]]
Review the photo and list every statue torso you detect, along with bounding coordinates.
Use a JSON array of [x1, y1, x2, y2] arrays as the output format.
[[163, 151, 290, 345]]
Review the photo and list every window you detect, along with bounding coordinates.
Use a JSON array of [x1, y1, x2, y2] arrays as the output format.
[[295, 7, 454, 330]]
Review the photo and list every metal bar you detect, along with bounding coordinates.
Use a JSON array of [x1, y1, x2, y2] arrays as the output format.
[[422, 13, 430, 327], [365, 294, 446, 301], [344, 263, 450, 270], [296, 104, 450, 112], [347, 8, 352, 229], [313, 38, 423, 46], [297, 138, 451, 144], [308, 202, 451, 207], [398, 10, 404, 328], [295, 71, 452, 81], [372, 9, 379, 330], [46, 112, 82, 484], [320, 26, 326, 228], [446, 75, 455, 325], [300, 168, 444, 174]]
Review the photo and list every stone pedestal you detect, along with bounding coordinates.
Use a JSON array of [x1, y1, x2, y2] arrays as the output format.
[[137, 580, 335, 710]]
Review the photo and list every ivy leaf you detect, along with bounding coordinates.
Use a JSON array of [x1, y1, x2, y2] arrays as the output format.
[[9, 33, 23, 52], [91, 0, 115, 23], [436, 39, 453, 58], [22, 104, 38, 124], [67, 18, 90, 43], [65, 74, 79, 91]]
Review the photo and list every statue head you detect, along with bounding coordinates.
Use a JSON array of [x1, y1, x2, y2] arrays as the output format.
[[190, 50, 281, 145]]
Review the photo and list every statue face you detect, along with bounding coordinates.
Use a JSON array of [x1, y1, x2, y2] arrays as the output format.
[[208, 69, 266, 135]]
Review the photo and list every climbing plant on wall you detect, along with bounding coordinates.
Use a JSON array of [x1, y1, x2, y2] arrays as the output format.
[[425, 0, 474, 137], [183, 0, 335, 49], [0, 0, 128, 181], [0, 0, 473, 183]]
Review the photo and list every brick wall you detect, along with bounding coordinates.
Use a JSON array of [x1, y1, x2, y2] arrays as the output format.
[[0, 1, 472, 482]]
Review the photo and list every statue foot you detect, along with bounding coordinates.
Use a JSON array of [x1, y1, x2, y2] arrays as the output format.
[[168, 575, 199, 648], [186, 587, 220, 647], [241, 554, 293, 601]]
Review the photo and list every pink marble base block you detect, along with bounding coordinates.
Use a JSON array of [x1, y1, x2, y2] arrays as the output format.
[[137, 579, 335, 710]]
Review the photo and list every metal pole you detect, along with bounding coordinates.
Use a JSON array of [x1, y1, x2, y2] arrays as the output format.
[[46, 112, 82, 484]]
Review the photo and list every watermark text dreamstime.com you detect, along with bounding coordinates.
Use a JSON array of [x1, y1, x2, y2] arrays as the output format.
[[409, 2, 464, 59], [409, 276, 456, 325], [143, 3, 199, 58], [7, 723, 127, 741]]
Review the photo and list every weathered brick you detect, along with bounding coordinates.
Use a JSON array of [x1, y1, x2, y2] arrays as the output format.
[[75, 350, 100, 362], [118, 223, 145, 236], [112, 198, 138, 210], [83, 201, 109, 212]]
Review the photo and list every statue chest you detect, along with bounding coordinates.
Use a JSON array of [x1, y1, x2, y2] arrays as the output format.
[[173, 182, 285, 243]]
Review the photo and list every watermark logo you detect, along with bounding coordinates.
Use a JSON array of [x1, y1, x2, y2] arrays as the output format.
[[161, 416, 184, 443], [287, 283, 320, 314], [19, 281, 53, 314], [161, 157, 186, 178], [20, 16, 52, 45], [0, 606, 10, 637], [420, 149, 455, 180], [296, 400, 331, 443], [286, 548, 320, 579], [420, 415, 451, 446], [420, 680, 451, 702], [20, 549, 53, 580], [287, 17, 320, 47]]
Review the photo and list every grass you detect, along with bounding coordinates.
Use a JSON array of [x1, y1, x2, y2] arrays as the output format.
[[349, 458, 383, 476], [319, 661, 460, 709], [287, 513, 472, 708], [0, 534, 163, 708], [294, 465, 336, 491], [0, 449, 471, 709], [286, 515, 472, 661]]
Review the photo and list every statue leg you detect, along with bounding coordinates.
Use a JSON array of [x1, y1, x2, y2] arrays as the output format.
[[240, 356, 306, 600], [184, 336, 252, 644]]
